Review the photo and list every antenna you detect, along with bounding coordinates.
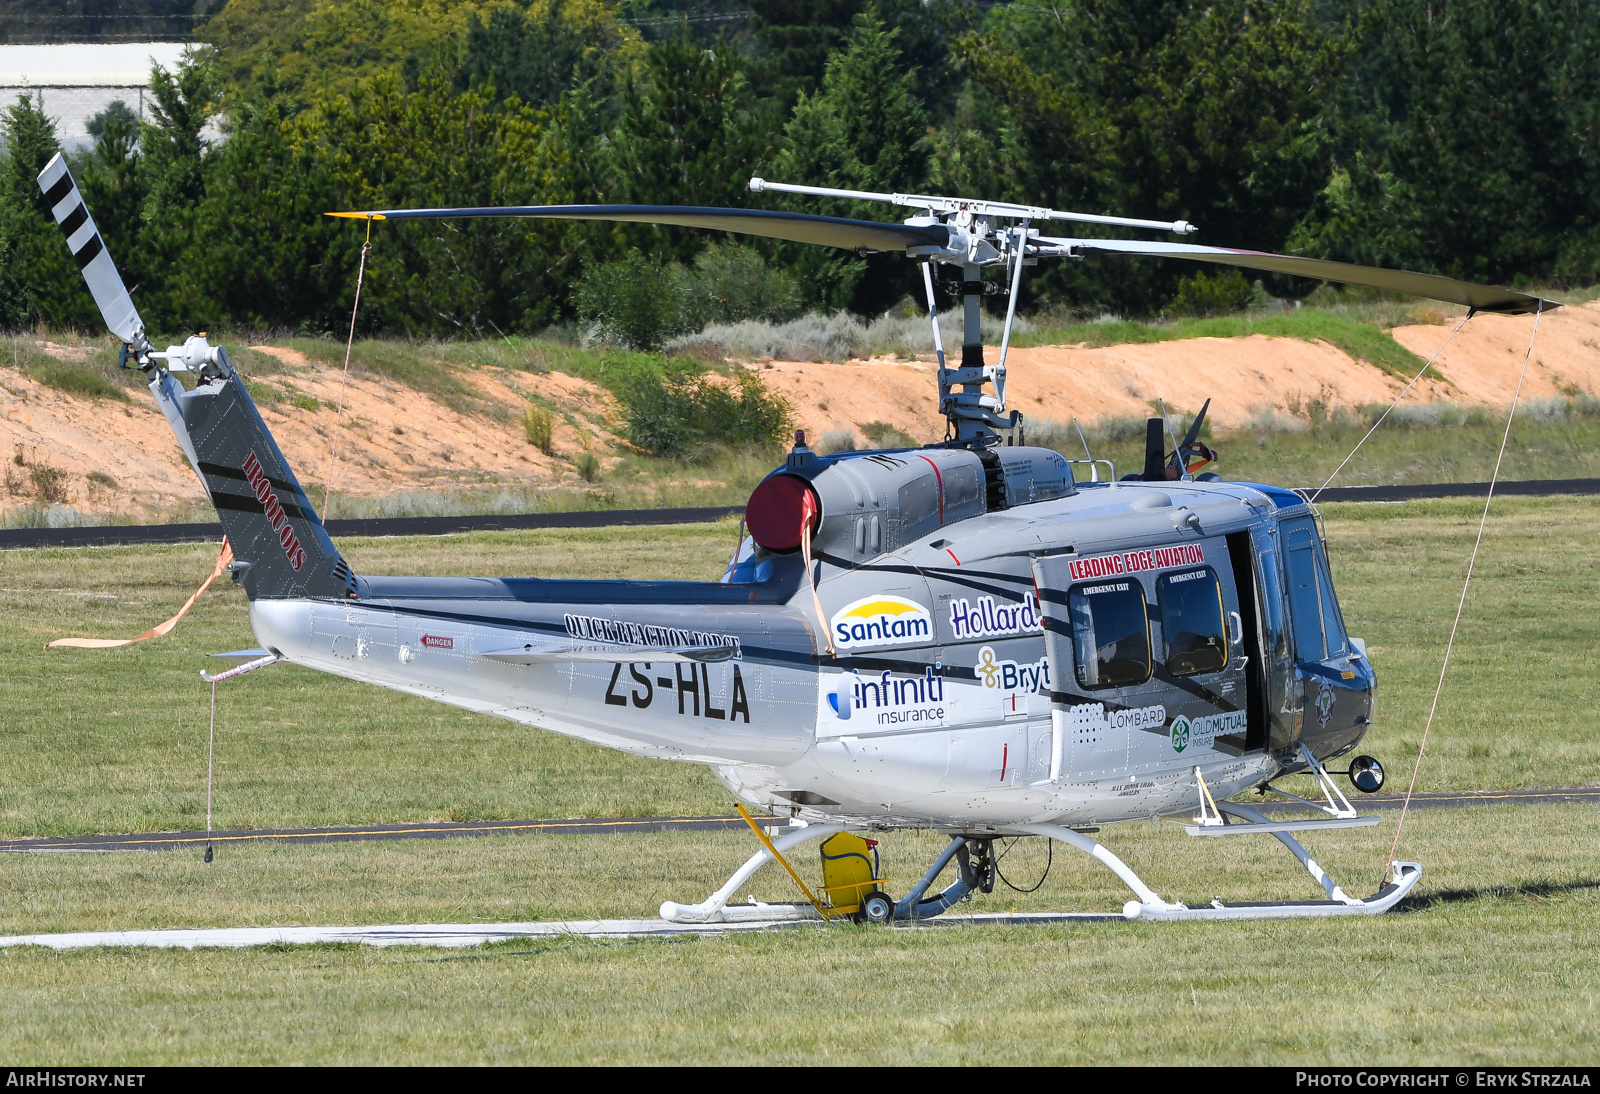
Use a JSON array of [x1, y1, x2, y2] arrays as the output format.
[[1073, 417, 1093, 460], [1157, 398, 1191, 482]]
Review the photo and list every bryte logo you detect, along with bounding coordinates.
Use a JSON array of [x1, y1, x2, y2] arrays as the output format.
[[830, 595, 932, 650], [973, 646, 1050, 692]]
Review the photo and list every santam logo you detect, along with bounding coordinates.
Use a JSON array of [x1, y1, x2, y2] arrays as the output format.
[[830, 595, 932, 650]]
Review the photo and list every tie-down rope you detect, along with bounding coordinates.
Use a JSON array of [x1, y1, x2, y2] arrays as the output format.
[[1382, 302, 1543, 882], [322, 217, 374, 523], [1310, 311, 1471, 503], [47, 538, 233, 648]]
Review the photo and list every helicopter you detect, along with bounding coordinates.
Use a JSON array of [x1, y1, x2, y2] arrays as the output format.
[[37, 153, 1558, 925]]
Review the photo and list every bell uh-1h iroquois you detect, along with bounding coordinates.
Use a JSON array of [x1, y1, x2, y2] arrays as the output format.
[[39, 154, 1559, 924]]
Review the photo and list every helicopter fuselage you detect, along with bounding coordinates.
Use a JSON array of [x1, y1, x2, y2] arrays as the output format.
[[249, 474, 1373, 833]]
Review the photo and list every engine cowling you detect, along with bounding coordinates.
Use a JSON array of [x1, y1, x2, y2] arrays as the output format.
[[746, 443, 1074, 562]]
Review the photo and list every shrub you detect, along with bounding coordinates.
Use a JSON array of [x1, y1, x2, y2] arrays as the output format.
[[858, 420, 917, 448], [680, 243, 803, 327], [818, 428, 859, 453], [523, 404, 555, 454], [1170, 269, 1254, 317], [30, 463, 68, 504], [574, 250, 689, 351], [22, 358, 129, 402], [618, 370, 792, 456], [670, 308, 1029, 363], [575, 450, 601, 482]]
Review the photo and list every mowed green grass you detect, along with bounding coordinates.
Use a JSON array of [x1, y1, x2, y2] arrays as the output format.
[[0, 523, 741, 837], [1, 502, 1598, 1062], [0, 807, 1595, 1063]]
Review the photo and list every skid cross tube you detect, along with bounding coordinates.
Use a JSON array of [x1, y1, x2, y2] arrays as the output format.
[[735, 804, 832, 919], [660, 823, 846, 924]]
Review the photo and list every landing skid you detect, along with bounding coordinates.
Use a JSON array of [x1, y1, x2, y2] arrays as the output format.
[[662, 807, 1422, 925]]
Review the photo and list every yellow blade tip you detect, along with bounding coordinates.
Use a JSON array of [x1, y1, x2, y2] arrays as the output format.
[[325, 212, 386, 220]]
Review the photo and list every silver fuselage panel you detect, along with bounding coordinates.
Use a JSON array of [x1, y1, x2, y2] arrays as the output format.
[[250, 479, 1369, 831]]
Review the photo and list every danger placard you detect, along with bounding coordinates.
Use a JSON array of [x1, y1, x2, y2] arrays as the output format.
[[1066, 543, 1205, 581]]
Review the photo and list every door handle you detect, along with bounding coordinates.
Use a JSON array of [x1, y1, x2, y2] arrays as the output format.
[[1228, 611, 1244, 645]]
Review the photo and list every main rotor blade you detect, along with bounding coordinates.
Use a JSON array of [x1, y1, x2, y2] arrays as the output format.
[[1038, 236, 1559, 315], [36, 153, 146, 344], [328, 204, 951, 253]]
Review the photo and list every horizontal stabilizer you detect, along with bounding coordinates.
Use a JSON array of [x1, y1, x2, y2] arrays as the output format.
[[479, 643, 738, 665], [328, 204, 948, 253], [212, 648, 271, 661]]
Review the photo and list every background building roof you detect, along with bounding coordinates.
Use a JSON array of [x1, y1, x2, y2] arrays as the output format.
[[0, 42, 189, 87]]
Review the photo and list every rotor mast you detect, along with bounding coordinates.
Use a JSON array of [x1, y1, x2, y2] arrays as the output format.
[[750, 177, 1196, 445]]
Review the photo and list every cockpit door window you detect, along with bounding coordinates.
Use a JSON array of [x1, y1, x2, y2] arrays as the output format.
[[1068, 580, 1152, 689], [1156, 567, 1228, 676], [1282, 517, 1348, 663]]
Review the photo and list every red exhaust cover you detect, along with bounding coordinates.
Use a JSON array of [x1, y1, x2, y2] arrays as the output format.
[[745, 474, 820, 553]]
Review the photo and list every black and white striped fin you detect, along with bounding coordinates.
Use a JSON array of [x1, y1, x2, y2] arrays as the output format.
[[35, 153, 146, 345]]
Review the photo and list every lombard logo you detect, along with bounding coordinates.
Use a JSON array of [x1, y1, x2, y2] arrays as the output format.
[[830, 595, 932, 650]]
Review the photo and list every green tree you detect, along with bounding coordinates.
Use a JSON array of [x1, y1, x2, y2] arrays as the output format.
[[957, 0, 1356, 313], [457, 0, 639, 112], [310, 57, 566, 334], [1, 93, 98, 330], [750, 0, 955, 121], [187, 67, 355, 332], [610, 24, 772, 260], [1295, 0, 1600, 286], [771, 13, 929, 312], [139, 53, 221, 327], [78, 101, 147, 282]]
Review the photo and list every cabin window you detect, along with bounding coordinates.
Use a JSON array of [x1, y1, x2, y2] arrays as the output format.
[[1315, 548, 1349, 657], [1281, 517, 1348, 661], [1157, 567, 1228, 676], [1069, 580, 1152, 689]]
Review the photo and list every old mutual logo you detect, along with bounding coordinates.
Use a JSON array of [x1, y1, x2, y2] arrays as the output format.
[[830, 595, 933, 650], [1170, 715, 1191, 754]]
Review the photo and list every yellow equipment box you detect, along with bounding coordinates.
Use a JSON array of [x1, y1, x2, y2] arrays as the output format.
[[819, 832, 882, 914]]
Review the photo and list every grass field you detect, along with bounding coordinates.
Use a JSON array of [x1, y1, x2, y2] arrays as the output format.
[[0, 808, 1594, 1063], [1, 501, 1597, 1062]]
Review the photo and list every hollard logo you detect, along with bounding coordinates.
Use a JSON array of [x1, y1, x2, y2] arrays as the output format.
[[948, 593, 1043, 640], [830, 595, 932, 650], [242, 451, 306, 572]]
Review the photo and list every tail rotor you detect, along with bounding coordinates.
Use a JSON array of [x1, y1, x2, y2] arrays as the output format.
[[37, 154, 147, 353]]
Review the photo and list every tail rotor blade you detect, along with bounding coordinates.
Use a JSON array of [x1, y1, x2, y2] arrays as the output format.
[[1179, 398, 1211, 451], [36, 153, 145, 346]]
